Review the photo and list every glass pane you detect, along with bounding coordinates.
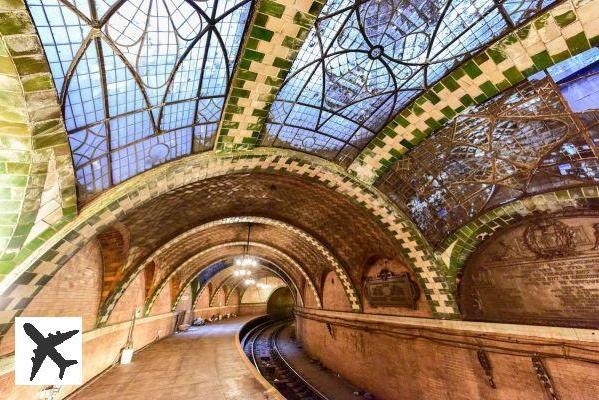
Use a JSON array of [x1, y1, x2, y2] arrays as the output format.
[[26, 0, 254, 197], [262, 0, 556, 163]]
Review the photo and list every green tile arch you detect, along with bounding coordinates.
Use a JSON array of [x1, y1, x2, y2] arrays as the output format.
[[350, 0, 599, 183], [159, 236, 329, 313], [214, 0, 326, 150], [0, 0, 76, 271], [0, 148, 458, 339], [149, 244, 308, 316], [438, 185, 599, 288], [203, 259, 294, 307], [99, 217, 327, 325]]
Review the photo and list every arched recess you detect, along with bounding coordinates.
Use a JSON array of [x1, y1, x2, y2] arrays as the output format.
[[225, 286, 240, 306], [145, 243, 315, 318], [209, 284, 228, 309], [96, 223, 130, 301], [99, 216, 348, 322], [192, 267, 237, 310], [0, 3, 76, 267], [213, 271, 276, 306], [0, 149, 454, 338], [208, 263, 296, 307], [238, 276, 286, 304], [438, 185, 599, 289], [321, 270, 353, 312]]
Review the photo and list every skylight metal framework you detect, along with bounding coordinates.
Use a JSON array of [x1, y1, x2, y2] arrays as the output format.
[[377, 73, 599, 246], [261, 0, 556, 165], [27, 0, 253, 197]]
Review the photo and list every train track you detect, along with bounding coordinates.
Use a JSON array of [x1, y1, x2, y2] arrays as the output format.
[[241, 318, 330, 400]]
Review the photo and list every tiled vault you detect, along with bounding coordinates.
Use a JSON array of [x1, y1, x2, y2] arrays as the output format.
[[100, 216, 337, 324], [0, 150, 457, 339], [5, 0, 597, 340]]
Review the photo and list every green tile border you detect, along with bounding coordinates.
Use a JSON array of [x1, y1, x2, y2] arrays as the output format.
[[350, 0, 599, 183]]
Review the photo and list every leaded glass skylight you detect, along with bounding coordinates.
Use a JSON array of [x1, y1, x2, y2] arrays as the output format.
[[377, 72, 599, 246], [261, 0, 556, 165], [27, 0, 252, 197]]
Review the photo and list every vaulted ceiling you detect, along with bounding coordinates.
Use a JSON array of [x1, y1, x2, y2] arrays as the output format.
[[26, 0, 596, 197], [0, 0, 597, 335]]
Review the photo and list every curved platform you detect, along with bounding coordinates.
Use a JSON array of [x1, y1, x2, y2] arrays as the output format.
[[70, 317, 277, 400]]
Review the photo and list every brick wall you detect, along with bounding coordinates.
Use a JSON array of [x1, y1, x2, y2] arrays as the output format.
[[296, 312, 599, 400], [150, 283, 171, 316], [239, 304, 266, 315], [175, 287, 192, 324], [107, 273, 144, 324], [196, 287, 210, 309], [193, 306, 239, 320], [322, 271, 352, 311], [0, 240, 103, 356]]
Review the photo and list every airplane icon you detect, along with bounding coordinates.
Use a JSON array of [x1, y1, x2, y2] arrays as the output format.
[[23, 323, 79, 381]]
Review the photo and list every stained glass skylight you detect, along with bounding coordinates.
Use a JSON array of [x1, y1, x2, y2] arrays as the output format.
[[377, 70, 599, 246], [262, 0, 556, 165], [27, 0, 253, 197]]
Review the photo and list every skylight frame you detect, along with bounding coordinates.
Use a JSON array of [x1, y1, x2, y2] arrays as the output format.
[[261, 0, 558, 166], [27, 0, 255, 198]]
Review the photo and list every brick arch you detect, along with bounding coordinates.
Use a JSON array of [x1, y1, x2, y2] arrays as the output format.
[[439, 186, 599, 291], [350, 0, 599, 182], [99, 216, 334, 322], [0, 149, 455, 337], [96, 223, 130, 302], [149, 242, 318, 318], [209, 264, 296, 308], [225, 286, 240, 306], [191, 269, 232, 311], [0, 3, 76, 266]]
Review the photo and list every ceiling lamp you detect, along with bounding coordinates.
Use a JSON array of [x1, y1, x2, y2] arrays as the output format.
[[244, 279, 256, 285], [256, 282, 270, 289], [234, 223, 258, 274]]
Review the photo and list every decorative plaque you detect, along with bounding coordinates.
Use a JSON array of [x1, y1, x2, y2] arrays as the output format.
[[364, 269, 420, 309]]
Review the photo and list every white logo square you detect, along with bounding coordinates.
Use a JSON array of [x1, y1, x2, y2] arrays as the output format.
[[15, 317, 83, 386]]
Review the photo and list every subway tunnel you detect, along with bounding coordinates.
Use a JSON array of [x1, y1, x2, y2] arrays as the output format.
[[0, 0, 598, 399]]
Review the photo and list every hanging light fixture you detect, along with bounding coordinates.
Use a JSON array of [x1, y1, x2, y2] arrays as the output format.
[[234, 223, 258, 275]]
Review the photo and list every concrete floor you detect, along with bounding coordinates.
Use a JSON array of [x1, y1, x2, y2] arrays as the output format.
[[71, 317, 268, 400]]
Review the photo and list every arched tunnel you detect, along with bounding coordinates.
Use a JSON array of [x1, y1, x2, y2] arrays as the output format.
[[0, 0, 598, 399]]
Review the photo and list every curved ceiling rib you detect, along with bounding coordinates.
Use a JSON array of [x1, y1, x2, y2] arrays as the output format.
[[208, 263, 293, 305], [142, 243, 316, 317], [143, 241, 322, 318], [377, 57, 599, 247], [258, 0, 557, 166], [26, 0, 253, 197], [208, 267, 284, 306], [98, 216, 355, 322]]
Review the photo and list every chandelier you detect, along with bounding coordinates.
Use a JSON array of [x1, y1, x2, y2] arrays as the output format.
[[234, 223, 258, 276]]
